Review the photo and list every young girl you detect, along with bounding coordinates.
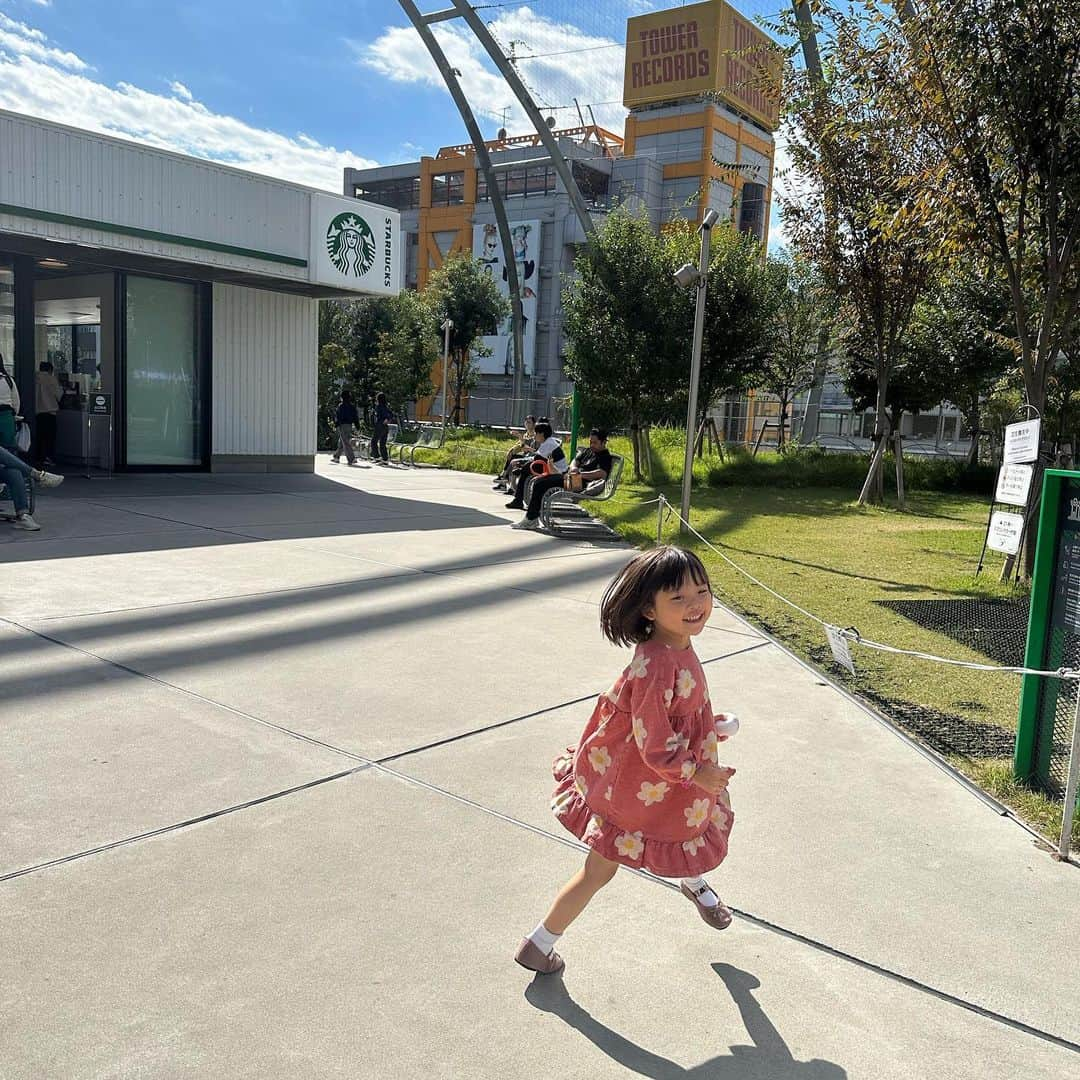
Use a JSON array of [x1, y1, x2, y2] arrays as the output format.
[[515, 546, 740, 975]]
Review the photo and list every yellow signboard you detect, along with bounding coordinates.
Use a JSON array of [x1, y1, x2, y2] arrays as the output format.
[[623, 0, 781, 131]]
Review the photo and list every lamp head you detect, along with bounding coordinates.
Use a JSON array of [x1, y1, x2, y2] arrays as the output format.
[[673, 263, 700, 290], [700, 208, 720, 230]]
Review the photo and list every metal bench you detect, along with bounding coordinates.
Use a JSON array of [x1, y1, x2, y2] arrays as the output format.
[[405, 423, 446, 465], [356, 422, 399, 462], [537, 454, 625, 538]]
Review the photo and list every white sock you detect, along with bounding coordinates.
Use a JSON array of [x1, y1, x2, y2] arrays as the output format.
[[681, 876, 719, 908], [527, 922, 562, 956]]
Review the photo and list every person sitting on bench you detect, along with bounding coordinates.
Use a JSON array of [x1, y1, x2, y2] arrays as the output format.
[[493, 414, 538, 491], [505, 420, 565, 509], [509, 428, 612, 531]]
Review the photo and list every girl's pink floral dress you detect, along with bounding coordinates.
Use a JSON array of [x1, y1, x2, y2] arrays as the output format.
[[552, 639, 737, 878]]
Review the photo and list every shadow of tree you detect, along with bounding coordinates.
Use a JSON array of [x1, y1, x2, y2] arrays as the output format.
[[525, 963, 846, 1079]]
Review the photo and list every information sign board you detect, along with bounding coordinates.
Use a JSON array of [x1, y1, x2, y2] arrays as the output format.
[[88, 393, 111, 416], [995, 463, 1034, 507], [1003, 419, 1041, 464], [987, 511, 1024, 555]]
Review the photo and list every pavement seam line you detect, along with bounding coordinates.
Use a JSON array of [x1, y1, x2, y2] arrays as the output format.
[[0, 765, 371, 883], [370, 760, 1080, 1058]]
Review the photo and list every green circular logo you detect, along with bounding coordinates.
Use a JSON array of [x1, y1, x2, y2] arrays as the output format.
[[326, 212, 376, 277]]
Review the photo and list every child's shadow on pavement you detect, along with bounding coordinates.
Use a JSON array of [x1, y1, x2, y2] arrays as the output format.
[[525, 962, 847, 1080]]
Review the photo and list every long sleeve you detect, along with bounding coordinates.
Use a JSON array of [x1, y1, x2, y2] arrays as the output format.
[[627, 651, 699, 785]]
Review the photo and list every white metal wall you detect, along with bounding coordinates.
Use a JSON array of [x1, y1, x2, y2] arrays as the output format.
[[0, 110, 310, 283], [211, 284, 317, 458]]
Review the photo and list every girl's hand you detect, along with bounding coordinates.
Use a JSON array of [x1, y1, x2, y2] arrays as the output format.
[[694, 762, 735, 794]]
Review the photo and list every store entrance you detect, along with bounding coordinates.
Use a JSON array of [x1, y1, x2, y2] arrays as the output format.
[[34, 272, 115, 470]]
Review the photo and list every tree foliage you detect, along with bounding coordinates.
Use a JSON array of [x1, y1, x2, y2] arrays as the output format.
[[423, 252, 509, 423], [777, 4, 945, 501], [375, 291, 438, 418], [562, 207, 688, 479]]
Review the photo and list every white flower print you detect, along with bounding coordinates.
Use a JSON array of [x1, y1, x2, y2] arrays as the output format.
[[586, 813, 605, 836], [702, 730, 719, 764], [682, 835, 706, 856], [663, 687, 674, 708], [628, 653, 651, 680], [684, 798, 710, 829], [636, 780, 669, 806], [675, 668, 697, 699], [614, 831, 645, 860], [711, 803, 730, 828], [632, 714, 647, 747], [575, 775, 589, 797], [588, 745, 612, 775], [604, 786, 613, 801], [665, 732, 690, 753], [680, 759, 697, 781]]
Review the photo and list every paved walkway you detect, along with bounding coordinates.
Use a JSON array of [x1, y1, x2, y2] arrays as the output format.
[[1, 460, 1077, 1079]]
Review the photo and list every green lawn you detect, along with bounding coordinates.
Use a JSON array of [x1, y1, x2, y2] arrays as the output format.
[[419, 427, 1077, 844]]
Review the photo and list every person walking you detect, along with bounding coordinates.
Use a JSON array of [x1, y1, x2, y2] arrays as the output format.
[[35, 361, 63, 467], [514, 546, 740, 975], [0, 354, 64, 530], [371, 392, 396, 464], [331, 389, 360, 465]]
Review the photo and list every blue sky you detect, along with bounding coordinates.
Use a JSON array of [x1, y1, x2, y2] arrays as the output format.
[[0, 0, 786, 220]]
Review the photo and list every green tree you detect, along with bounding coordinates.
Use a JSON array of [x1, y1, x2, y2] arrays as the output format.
[[423, 253, 509, 424], [778, 5, 943, 503], [319, 297, 395, 421], [665, 221, 782, 433], [317, 342, 350, 450], [562, 207, 688, 479], [375, 291, 438, 420], [757, 254, 836, 447], [872, 0, 1080, 424]]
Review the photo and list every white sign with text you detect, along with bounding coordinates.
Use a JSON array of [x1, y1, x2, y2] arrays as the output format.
[[309, 194, 401, 295], [987, 511, 1025, 555], [1003, 419, 1041, 464], [995, 463, 1034, 507]]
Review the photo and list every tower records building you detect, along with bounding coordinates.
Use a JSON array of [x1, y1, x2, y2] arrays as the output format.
[[343, 0, 780, 426]]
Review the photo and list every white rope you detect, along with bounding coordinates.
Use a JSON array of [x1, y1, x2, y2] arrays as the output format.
[[656, 495, 1080, 682]]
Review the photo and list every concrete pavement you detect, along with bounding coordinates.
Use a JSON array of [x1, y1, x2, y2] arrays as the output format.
[[1, 459, 1077, 1078]]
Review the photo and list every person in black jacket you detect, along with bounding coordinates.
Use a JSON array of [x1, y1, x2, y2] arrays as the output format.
[[332, 389, 360, 465], [371, 391, 396, 463]]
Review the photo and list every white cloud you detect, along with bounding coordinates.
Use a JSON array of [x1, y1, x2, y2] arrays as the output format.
[[0, 13, 86, 70], [357, 7, 628, 137], [0, 16, 377, 191]]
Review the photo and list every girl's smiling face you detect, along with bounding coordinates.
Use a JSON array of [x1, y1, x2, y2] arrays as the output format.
[[643, 573, 713, 648]]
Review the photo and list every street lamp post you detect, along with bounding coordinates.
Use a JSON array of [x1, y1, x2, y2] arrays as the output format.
[[440, 317, 453, 440], [674, 209, 719, 535]]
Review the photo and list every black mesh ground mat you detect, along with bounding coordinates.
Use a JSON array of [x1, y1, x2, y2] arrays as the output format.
[[875, 597, 1030, 667], [858, 688, 1018, 759]]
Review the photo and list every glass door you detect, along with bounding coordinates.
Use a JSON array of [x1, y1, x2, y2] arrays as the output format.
[[124, 275, 207, 467], [0, 259, 13, 378]]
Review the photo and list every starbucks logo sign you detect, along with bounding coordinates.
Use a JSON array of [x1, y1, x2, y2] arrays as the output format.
[[326, 212, 376, 277]]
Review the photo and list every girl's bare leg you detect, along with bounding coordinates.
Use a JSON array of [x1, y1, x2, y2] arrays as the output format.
[[541, 850, 620, 934]]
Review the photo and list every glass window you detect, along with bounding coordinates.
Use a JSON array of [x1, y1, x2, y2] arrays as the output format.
[[125, 276, 204, 466], [712, 130, 737, 166], [634, 128, 704, 164], [0, 260, 13, 378], [708, 181, 734, 219], [354, 177, 420, 211], [740, 147, 771, 185], [662, 177, 702, 221], [572, 161, 610, 206], [430, 172, 465, 206]]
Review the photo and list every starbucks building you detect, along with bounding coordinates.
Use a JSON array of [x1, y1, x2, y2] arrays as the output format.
[[0, 109, 401, 473]]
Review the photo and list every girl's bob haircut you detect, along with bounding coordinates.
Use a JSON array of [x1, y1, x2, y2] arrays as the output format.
[[600, 546, 712, 647]]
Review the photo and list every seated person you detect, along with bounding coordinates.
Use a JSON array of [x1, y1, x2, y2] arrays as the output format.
[[509, 428, 612, 531], [505, 420, 566, 509], [493, 414, 538, 491]]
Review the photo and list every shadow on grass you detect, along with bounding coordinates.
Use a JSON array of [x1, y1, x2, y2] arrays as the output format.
[[525, 963, 846, 1079]]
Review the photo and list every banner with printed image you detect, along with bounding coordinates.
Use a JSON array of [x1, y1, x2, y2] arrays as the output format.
[[472, 220, 540, 376]]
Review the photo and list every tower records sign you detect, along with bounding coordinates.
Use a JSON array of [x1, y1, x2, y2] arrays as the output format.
[[310, 194, 401, 295], [623, 0, 781, 132]]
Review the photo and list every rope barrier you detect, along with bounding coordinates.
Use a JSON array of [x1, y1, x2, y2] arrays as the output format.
[[654, 495, 1080, 683]]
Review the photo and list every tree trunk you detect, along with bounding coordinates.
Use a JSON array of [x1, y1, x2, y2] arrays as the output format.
[[629, 417, 643, 482], [857, 375, 891, 506], [777, 397, 788, 448]]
